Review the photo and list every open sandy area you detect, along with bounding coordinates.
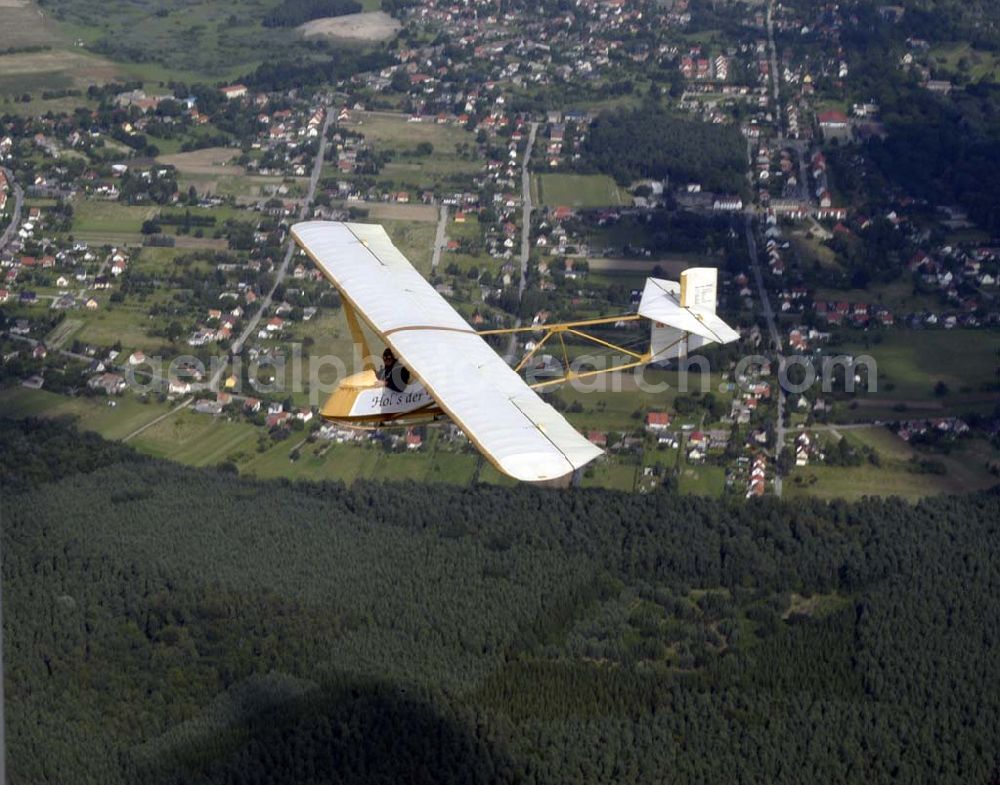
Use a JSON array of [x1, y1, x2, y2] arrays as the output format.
[[298, 11, 400, 42]]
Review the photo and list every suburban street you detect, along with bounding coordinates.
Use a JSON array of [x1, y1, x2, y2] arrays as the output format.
[[766, 0, 782, 137], [507, 121, 538, 359], [744, 212, 786, 496], [218, 100, 334, 384], [0, 166, 24, 252], [430, 203, 448, 270]]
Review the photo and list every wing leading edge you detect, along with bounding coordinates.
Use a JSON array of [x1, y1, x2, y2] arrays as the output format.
[[291, 221, 602, 482]]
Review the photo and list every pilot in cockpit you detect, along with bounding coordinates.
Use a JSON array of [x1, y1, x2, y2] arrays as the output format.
[[377, 347, 410, 393]]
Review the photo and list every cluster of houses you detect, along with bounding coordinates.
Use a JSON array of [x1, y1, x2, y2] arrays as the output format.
[[746, 453, 768, 497], [541, 110, 590, 169], [896, 417, 971, 442], [679, 49, 730, 82], [0, 204, 120, 312]]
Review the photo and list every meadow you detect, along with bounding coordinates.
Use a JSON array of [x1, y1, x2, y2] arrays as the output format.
[[784, 426, 998, 501], [534, 173, 629, 209], [834, 329, 1000, 403]]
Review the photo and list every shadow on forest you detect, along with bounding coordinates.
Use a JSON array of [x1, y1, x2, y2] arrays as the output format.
[[137, 676, 518, 785]]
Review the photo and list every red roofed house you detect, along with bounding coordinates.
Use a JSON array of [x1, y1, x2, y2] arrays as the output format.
[[645, 412, 671, 432], [221, 84, 248, 100]]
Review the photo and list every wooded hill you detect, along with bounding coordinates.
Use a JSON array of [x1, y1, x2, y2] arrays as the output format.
[[2, 417, 999, 783]]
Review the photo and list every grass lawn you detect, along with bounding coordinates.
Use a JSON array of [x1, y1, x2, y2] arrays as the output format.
[[581, 459, 638, 492], [677, 464, 726, 496], [535, 173, 629, 209]]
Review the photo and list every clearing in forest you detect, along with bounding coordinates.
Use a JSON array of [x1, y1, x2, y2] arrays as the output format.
[[297, 11, 400, 41]]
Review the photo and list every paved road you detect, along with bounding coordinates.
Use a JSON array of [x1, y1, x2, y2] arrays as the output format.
[[517, 122, 537, 301], [744, 212, 786, 496], [0, 166, 24, 252], [766, 0, 782, 137], [430, 203, 448, 270], [217, 101, 333, 387], [506, 121, 538, 359]]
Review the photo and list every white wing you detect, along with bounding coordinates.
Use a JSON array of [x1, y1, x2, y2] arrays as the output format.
[[291, 221, 602, 482], [638, 276, 740, 346]]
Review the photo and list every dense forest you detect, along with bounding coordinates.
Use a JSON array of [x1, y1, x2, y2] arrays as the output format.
[[577, 107, 747, 194], [2, 417, 999, 783], [262, 0, 361, 28], [242, 49, 396, 91]]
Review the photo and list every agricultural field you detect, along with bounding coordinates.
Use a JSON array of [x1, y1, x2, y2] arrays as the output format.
[[156, 147, 242, 175], [129, 409, 258, 465], [533, 173, 629, 209], [366, 203, 439, 223], [0, 48, 123, 96]]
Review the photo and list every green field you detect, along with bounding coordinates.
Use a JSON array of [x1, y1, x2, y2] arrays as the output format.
[[72, 199, 158, 236], [554, 368, 733, 431], [677, 464, 726, 496], [534, 173, 629, 209], [813, 278, 941, 314], [352, 112, 475, 151], [0, 387, 172, 440], [786, 426, 999, 501], [581, 459, 639, 492], [43, 0, 295, 78], [833, 330, 1000, 404], [74, 297, 169, 352], [377, 219, 437, 273], [130, 410, 258, 464], [930, 42, 1000, 82], [347, 113, 481, 191]]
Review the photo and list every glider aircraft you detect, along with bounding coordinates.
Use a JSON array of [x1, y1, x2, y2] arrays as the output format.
[[291, 221, 740, 484]]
